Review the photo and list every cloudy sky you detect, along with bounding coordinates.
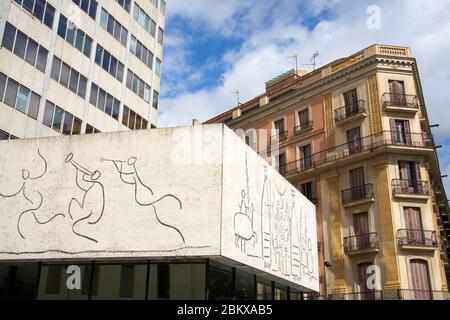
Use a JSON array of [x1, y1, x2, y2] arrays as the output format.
[[159, 0, 450, 193]]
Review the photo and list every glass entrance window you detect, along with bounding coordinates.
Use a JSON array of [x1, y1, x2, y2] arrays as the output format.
[[0, 263, 39, 300], [256, 277, 272, 300], [208, 261, 233, 300], [235, 270, 255, 300]]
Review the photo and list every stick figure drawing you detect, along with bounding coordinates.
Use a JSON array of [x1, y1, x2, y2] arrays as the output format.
[[0, 149, 64, 239], [101, 156, 185, 244]]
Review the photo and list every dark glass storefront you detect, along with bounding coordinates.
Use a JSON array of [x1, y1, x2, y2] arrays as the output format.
[[0, 259, 305, 300]]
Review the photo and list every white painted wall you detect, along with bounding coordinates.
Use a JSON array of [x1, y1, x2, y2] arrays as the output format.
[[0, 124, 318, 291]]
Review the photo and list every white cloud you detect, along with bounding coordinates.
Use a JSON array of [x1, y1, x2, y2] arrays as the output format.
[[160, 0, 450, 147]]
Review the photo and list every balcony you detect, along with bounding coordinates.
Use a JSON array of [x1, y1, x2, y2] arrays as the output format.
[[273, 131, 433, 178], [338, 291, 383, 300], [396, 289, 450, 301], [392, 179, 430, 200], [343, 233, 379, 255], [294, 121, 313, 135], [341, 184, 375, 207], [382, 93, 419, 113], [334, 100, 367, 126], [270, 130, 288, 143], [397, 229, 438, 250]]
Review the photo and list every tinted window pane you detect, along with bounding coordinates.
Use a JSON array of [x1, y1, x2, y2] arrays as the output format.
[[95, 45, 102, 64], [2, 23, 16, 51], [16, 86, 30, 114], [22, 0, 34, 13], [60, 63, 70, 87], [28, 92, 40, 120], [72, 117, 82, 135], [36, 47, 48, 72], [129, 109, 135, 129], [44, 4, 55, 28], [112, 99, 120, 120], [69, 69, 79, 94], [33, 0, 45, 21], [117, 63, 124, 82], [90, 83, 98, 106], [0, 73, 6, 102], [88, 0, 98, 19], [50, 57, 62, 81], [4, 79, 19, 108], [85, 124, 94, 134], [102, 51, 110, 71], [78, 75, 87, 98], [25, 39, 38, 66], [97, 89, 106, 110], [100, 9, 108, 29], [13, 31, 27, 59], [122, 106, 129, 126], [52, 106, 64, 132], [57, 15, 67, 38], [0, 130, 8, 140], [142, 119, 148, 129], [0, 263, 40, 300], [105, 94, 113, 116], [63, 112, 73, 135], [43, 102, 54, 127], [66, 27, 75, 45], [75, 30, 85, 51], [83, 36, 92, 57]]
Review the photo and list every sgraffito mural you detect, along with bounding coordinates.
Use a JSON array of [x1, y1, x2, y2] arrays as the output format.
[[222, 128, 319, 291], [0, 125, 318, 291]]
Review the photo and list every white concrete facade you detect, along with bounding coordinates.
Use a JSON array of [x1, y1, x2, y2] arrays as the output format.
[[0, 124, 319, 292]]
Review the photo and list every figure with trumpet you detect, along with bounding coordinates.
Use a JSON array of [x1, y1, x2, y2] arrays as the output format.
[[101, 156, 185, 244], [65, 153, 105, 243]]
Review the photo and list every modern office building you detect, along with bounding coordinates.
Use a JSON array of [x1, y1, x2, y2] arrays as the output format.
[[207, 44, 450, 300], [0, 0, 166, 140], [0, 124, 319, 300]]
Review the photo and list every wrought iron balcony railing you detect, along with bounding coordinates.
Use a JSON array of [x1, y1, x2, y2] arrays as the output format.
[[294, 121, 313, 133], [382, 93, 419, 109], [334, 100, 366, 123], [396, 289, 450, 300], [341, 184, 374, 205], [270, 130, 288, 142], [338, 291, 383, 300], [397, 229, 437, 248], [344, 232, 379, 253], [272, 131, 433, 177], [392, 179, 430, 196]]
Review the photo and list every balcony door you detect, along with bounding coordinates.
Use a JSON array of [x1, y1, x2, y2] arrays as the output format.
[[298, 144, 312, 170], [404, 207, 424, 245], [353, 212, 370, 249], [343, 88, 358, 115], [273, 119, 285, 137], [357, 262, 375, 300], [346, 127, 362, 154], [298, 109, 310, 127], [299, 181, 315, 202], [410, 260, 432, 300], [388, 80, 406, 105], [277, 152, 286, 176], [390, 119, 411, 145], [349, 167, 365, 202], [399, 161, 421, 193]]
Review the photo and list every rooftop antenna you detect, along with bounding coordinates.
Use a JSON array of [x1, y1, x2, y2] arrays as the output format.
[[288, 54, 299, 73], [231, 90, 241, 106], [303, 51, 320, 71]]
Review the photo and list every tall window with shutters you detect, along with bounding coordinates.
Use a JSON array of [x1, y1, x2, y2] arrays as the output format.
[[398, 161, 421, 193], [404, 207, 424, 245], [343, 88, 358, 115], [389, 80, 406, 105], [410, 260, 432, 300], [346, 127, 362, 154], [353, 212, 370, 249], [298, 144, 312, 170], [390, 119, 411, 145], [357, 262, 376, 299]]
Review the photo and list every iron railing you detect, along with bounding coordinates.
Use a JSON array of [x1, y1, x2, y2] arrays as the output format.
[[397, 229, 437, 248], [271, 130, 288, 141], [382, 93, 419, 109], [335, 100, 366, 123], [341, 184, 374, 205], [338, 291, 383, 300], [392, 179, 430, 196], [396, 289, 450, 300], [344, 233, 379, 253], [274, 131, 432, 177], [294, 121, 314, 133]]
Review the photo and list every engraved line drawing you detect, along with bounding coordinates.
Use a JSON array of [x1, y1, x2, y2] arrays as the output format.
[[102, 156, 185, 244], [0, 149, 64, 239], [65, 153, 105, 243]]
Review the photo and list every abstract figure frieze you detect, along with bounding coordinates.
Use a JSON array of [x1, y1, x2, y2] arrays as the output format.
[[0, 149, 64, 239], [65, 153, 105, 243], [102, 156, 185, 244]]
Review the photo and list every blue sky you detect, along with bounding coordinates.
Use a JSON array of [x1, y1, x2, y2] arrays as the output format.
[[159, 0, 450, 194]]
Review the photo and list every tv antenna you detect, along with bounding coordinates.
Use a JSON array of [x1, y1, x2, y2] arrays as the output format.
[[231, 90, 241, 106], [288, 54, 299, 72], [303, 51, 320, 71]]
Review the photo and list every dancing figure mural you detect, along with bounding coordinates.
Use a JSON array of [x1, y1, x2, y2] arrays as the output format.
[[0, 149, 64, 239], [102, 156, 185, 244], [65, 153, 105, 243]]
